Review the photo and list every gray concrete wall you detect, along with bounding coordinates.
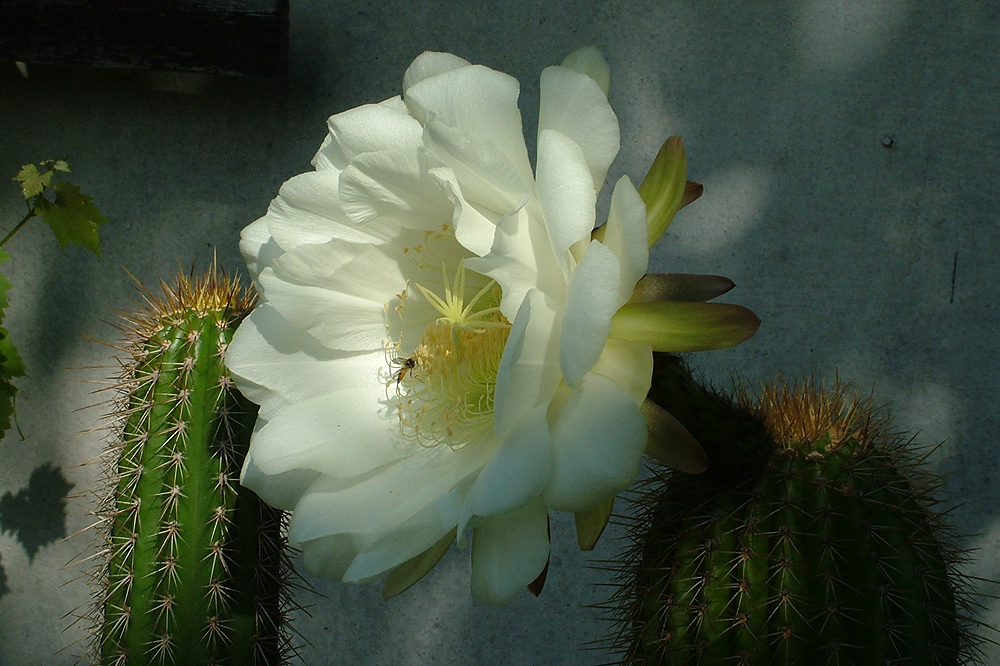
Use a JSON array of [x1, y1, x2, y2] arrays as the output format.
[[1, 1, 998, 663]]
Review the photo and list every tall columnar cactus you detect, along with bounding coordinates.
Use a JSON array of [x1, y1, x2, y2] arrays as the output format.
[[609, 354, 984, 665], [82, 264, 297, 666]]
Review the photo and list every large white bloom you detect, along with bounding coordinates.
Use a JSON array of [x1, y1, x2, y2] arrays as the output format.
[[227, 48, 752, 605]]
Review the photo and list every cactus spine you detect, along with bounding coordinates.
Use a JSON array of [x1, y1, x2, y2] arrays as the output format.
[[84, 264, 295, 666], [610, 354, 982, 665]]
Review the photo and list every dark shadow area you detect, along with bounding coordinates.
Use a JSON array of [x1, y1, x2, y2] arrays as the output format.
[[0, 462, 72, 560]]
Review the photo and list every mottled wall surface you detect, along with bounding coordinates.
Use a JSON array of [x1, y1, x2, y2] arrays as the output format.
[[0, 1, 998, 664]]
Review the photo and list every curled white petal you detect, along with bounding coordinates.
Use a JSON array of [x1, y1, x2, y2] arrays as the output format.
[[559, 240, 621, 387], [537, 129, 598, 260], [600, 176, 649, 306], [544, 373, 648, 513], [539, 64, 619, 191], [460, 402, 552, 533]]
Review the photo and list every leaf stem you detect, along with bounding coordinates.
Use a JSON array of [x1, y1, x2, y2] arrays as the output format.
[[0, 209, 35, 248]]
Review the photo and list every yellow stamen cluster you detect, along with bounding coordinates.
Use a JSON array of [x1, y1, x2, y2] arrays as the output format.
[[390, 260, 509, 450]]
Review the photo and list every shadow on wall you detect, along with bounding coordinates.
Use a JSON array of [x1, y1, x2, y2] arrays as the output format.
[[0, 463, 73, 587]]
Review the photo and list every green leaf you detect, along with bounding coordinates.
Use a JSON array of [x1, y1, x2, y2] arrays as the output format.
[[0, 251, 12, 317], [0, 260, 22, 440], [44, 159, 71, 173], [39, 181, 107, 256], [13, 164, 52, 199]]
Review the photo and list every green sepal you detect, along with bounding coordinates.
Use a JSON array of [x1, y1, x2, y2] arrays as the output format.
[[641, 399, 707, 473], [629, 272, 735, 304], [639, 137, 689, 247], [575, 495, 615, 551], [382, 528, 456, 599], [610, 300, 760, 352]]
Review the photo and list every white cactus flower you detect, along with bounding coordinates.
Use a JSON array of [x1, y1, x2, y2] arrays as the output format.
[[226, 47, 757, 605]]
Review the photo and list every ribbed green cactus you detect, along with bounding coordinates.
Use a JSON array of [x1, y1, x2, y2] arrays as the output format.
[[83, 264, 296, 666], [609, 354, 983, 665]]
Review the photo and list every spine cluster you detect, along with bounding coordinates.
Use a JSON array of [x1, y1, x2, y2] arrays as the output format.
[[77, 266, 297, 666]]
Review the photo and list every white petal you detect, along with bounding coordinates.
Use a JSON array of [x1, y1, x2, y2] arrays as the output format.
[[226, 304, 373, 418], [559, 240, 620, 387], [493, 289, 561, 439], [403, 51, 472, 93], [342, 493, 460, 582], [536, 129, 597, 258], [339, 149, 454, 230], [313, 101, 424, 170], [560, 46, 610, 96], [543, 373, 647, 513], [240, 215, 272, 279], [423, 120, 531, 218], [258, 268, 386, 352], [403, 64, 534, 188], [538, 65, 619, 191], [465, 205, 566, 321], [298, 532, 357, 580], [287, 442, 493, 547], [259, 239, 407, 351], [459, 403, 552, 532], [240, 450, 321, 511], [429, 166, 499, 257], [267, 170, 402, 250], [600, 176, 649, 306], [471, 497, 550, 605], [248, 389, 409, 479], [590, 338, 653, 407]]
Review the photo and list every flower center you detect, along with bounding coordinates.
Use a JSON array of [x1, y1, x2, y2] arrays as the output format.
[[390, 260, 509, 450]]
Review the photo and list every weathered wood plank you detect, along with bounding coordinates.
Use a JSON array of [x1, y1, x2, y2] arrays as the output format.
[[0, 0, 289, 77]]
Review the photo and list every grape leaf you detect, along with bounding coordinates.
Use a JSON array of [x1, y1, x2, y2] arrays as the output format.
[[0, 250, 11, 315], [0, 252, 22, 439], [37, 181, 107, 257], [13, 164, 52, 199], [44, 159, 71, 173]]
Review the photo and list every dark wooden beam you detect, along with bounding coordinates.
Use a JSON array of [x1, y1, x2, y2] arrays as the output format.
[[0, 0, 288, 77]]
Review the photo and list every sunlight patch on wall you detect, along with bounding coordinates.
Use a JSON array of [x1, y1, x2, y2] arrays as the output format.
[[793, 0, 911, 73], [665, 164, 770, 255]]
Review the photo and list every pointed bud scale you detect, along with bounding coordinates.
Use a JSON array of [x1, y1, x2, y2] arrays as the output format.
[[609, 300, 760, 352], [638, 137, 689, 247], [641, 399, 708, 473], [629, 272, 736, 304], [574, 495, 615, 551]]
